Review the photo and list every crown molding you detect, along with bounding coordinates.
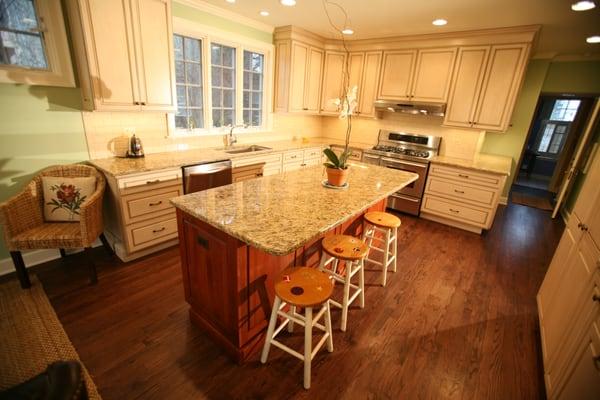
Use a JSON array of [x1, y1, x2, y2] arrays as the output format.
[[174, 0, 274, 34]]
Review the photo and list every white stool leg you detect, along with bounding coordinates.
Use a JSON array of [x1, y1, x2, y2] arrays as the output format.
[[288, 305, 296, 333], [324, 301, 333, 352], [260, 296, 281, 364], [318, 252, 327, 271], [382, 228, 390, 287], [303, 306, 313, 390], [392, 226, 398, 273], [359, 259, 365, 308], [341, 262, 352, 332]]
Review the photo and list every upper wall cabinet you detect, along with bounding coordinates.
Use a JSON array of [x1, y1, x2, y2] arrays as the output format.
[[275, 39, 324, 114], [443, 44, 530, 132], [320, 51, 346, 115], [377, 48, 456, 103], [67, 0, 176, 112]]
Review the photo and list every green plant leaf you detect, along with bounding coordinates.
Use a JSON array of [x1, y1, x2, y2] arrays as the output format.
[[323, 162, 338, 169], [322, 148, 340, 168]]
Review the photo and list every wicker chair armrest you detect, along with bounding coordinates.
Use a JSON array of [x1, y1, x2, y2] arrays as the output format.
[[79, 179, 106, 247], [0, 182, 44, 239]]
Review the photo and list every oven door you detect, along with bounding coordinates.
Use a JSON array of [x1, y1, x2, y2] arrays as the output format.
[[380, 157, 428, 198]]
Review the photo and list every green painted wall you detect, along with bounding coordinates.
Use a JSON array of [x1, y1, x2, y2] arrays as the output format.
[[0, 84, 88, 258], [172, 2, 273, 44], [481, 59, 600, 199]]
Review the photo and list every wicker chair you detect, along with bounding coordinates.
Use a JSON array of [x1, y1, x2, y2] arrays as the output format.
[[0, 165, 112, 288]]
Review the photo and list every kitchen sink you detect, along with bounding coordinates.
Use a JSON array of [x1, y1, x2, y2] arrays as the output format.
[[223, 145, 272, 154]]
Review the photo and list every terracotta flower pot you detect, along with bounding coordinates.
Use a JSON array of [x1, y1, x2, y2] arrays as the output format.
[[326, 167, 349, 186]]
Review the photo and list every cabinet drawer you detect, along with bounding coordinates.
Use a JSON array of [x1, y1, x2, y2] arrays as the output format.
[[232, 163, 265, 183], [283, 150, 304, 163], [264, 166, 282, 176], [122, 186, 181, 224], [125, 214, 178, 252], [425, 176, 497, 207], [117, 168, 182, 190], [303, 157, 321, 167], [422, 194, 491, 227], [283, 161, 303, 172], [429, 164, 503, 188], [303, 147, 322, 160], [231, 152, 282, 168]]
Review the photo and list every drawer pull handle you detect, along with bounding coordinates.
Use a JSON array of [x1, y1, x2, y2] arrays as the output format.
[[578, 223, 589, 231], [152, 227, 166, 233], [593, 294, 600, 303], [197, 235, 209, 249], [149, 201, 163, 206], [256, 173, 263, 177], [458, 174, 469, 179], [146, 179, 161, 184], [454, 189, 465, 194], [449, 208, 460, 214]]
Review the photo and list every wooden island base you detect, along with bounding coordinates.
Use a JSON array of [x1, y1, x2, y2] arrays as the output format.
[[176, 198, 386, 363]]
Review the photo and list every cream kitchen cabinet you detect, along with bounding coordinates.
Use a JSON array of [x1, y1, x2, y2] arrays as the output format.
[[320, 51, 346, 115], [538, 151, 600, 399], [348, 51, 382, 118], [67, 0, 176, 112], [420, 163, 506, 234], [443, 43, 529, 132], [275, 40, 324, 114], [377, 48, 456, 103]]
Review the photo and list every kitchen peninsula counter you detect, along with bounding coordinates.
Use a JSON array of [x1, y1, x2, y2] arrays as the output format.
[[171, 164, 417, 362]]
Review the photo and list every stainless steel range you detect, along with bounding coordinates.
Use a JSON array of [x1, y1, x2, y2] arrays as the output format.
[[362, 130, 442, 216]]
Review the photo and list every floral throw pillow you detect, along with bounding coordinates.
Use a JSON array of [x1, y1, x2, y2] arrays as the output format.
[[42, 177, 96, 222]]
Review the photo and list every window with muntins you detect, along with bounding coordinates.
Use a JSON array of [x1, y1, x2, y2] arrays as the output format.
[[211, 43, 236, 128], [0, 0, 47, 69], [243, 50, 264, 127], [174, 34, 204, 129]]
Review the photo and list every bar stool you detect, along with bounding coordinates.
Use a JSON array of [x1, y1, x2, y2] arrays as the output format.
[[318, 235, 369, 332], [362, 211, 401, 287], [260, 266, 334, 389]]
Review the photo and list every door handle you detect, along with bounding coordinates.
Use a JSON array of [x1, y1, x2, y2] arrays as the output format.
[[197, 235, 209, 249]]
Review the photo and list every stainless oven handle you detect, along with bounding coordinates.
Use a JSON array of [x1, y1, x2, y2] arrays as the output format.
[[363, 154, 381, 159], [390, 193, 420, 202], [381, 157, 428, 169]]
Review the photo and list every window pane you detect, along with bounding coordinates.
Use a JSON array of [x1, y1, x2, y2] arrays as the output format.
[[538, 123, 555, 153], [252, 73, 262, 91], [243, 91, 250, 108], [252, 110, 261, 126], [222, 68, 234, 88], [0, 30, 47, 68], [243, 50, 264, 127], [243, 110, 251, 125], [212, 109, 222, 127], [186, 63, 200, 85], [173, 34, 204, 129], [174, 35, 183, 60], [212, 88, 221, 107], [223, 110, 234, 126], [211, 45, 221, 64], [550, 99, 581, 122], [188, 86, 202, 107], [184, 37, 201, 62], [222, 47, 234, 67], [223, 89, 234, 108], [211, 43, 236, 128], [243, 71, 251, 90], [0, 0, 38, 31], [243, 51, 252, 70], [251, 53, 263, 73], [252, 92, 261, 108], [211, 66, 222, 87]]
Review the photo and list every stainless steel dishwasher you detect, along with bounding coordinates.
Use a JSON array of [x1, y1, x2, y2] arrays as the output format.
[[182, 160, 233, 194]]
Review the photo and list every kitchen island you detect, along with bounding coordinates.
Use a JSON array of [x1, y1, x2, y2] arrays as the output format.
[[170, 163, 418, 362]]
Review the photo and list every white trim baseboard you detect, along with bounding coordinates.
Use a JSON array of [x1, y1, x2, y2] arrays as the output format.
[[0, 239, 102, 277]]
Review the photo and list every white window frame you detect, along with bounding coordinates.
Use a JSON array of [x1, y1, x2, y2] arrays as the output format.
[[0, 0, 75, 87], [170, 17, 274, 137]]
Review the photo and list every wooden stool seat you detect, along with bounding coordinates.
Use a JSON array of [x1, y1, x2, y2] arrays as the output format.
[[275, 267, 334, 307], [364, 211, 401, 229], [322, 235, 369, 261]]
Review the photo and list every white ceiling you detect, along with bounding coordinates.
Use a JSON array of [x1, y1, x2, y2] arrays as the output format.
[[199, 0, 600, 58]]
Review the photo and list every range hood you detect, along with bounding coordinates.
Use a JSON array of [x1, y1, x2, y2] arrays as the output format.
[[374, 100, 446, 117]]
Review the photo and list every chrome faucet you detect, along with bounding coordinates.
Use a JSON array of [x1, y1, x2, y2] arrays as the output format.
[[224, 124, 248, 148]]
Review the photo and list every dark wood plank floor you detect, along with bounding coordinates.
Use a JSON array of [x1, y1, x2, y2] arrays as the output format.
[[30, 203, 563, 399]]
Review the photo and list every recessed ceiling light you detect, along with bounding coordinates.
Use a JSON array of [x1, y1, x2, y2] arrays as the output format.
[[280, 0, 296, 6], [260, 10, 270, 16], [586, 35, 600, 43], [342, 28, 354, 35], [571, 1, 596, 11], [225, 0, 235, 3], [432, 19, 448, 26]]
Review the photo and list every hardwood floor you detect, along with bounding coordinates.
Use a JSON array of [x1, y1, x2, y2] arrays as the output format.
[[30, 203, 563, 399]]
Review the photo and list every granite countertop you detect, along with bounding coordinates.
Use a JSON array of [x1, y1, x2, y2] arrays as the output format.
[[170, 164, 418, 256], [431, 153, 512, 176]]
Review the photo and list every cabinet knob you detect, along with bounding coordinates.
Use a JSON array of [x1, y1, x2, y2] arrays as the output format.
[[593, 294, 600, 303], [448, 208, 460, 214], [141, 102, 146, 106], [302, 107, 308, 111], [580, 223, 589, 232], [134, 101, 140, 105]]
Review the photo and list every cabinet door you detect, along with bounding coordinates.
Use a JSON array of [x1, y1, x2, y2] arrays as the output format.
[[358, 51, 382, 117], [472, 43, 529, 131], [274, 41, 291, 112], [377, 50, 416, 100], [348, 52, 365, 92], [556, 301, 600, 400], [443, 46, 489, 128], [133, 0, 176, 111], [305, 47, 324, 112], [289, 42, 309, 112], [320, 51, 346, 114], [573, 151, 600, 232], [411, 48, 457, 103], [79, 0, 140, 110]]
